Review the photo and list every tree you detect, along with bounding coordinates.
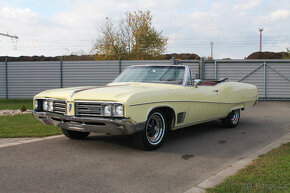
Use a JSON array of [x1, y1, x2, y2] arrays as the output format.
[[93, 10, 168, 60], [282, 48, 290, 59]]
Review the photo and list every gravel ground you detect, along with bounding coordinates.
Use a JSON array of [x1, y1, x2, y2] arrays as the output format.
[[0, 110, 32, 116]]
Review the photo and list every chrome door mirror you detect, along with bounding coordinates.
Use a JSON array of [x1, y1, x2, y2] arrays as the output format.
[[193, 79, 201, 88]]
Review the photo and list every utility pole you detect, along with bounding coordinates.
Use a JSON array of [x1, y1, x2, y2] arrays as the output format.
[[259, 28, 264, 52], [210, 41, 214, 59]]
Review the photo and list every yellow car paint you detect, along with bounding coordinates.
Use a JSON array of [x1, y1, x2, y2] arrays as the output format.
[[34, 81, 257, 130]]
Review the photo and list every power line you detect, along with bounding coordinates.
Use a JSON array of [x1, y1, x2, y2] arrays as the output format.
[[0, 33, 289, 54]]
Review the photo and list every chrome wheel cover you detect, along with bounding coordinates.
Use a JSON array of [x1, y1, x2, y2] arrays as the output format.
[[230, 110, 240, 125], [145, 112, 165, 145]]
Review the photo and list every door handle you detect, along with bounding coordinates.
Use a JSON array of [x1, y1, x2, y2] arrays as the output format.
[[213, 89, 219, 92]]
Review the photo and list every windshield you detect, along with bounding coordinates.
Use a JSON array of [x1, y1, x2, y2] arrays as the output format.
[[113, 66, 185, 85]]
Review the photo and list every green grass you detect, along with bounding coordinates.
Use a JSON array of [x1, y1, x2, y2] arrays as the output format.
[[0, 99, 33, 110], [0, 114, 62, 138], [207, 142, 290, 193]]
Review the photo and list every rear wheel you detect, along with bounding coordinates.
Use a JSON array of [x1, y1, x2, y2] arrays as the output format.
[[61, 128, 90, 139], [133, 111, 167, 150], [221, 109, 240, 128]]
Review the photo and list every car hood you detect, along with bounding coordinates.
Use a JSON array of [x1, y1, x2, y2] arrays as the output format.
[[34, 82, 181, 102]]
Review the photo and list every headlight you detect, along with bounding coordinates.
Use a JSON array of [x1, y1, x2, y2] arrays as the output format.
[[114, 105, 123, 117], [48, 101, 54, 111], [34, 100, 39, 110], [43, 101, 48, 111], [43, 100, 54, 111], [101, 103, 124, 117], [103, 105, 112, 116]]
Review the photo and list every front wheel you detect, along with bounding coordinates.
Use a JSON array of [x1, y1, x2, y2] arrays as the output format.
[[61, 128, 90, 139], [221, 109, 240, 128], [133, 111, 167, 150]]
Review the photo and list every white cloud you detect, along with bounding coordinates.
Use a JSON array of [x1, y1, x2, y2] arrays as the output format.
[[0, 0, 290, 58], [0, 6, 37, 24], [271, 9, 290, 21], [233, 0, 261, 11], [0, 6, 36, 18]]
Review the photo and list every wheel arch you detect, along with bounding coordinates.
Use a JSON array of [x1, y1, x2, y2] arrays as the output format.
[[228, 106, 244, 115], [146, 105, 176, 130]]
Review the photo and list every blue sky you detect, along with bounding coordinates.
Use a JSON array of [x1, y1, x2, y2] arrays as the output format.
[[0, 0, 289, 58]]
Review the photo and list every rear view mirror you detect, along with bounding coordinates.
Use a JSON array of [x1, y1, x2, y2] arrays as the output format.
[[193, 79, 201, 88]]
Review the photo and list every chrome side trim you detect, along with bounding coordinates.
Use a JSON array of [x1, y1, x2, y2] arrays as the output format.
[[130, 99, 255, 107], [173, 115, 227, 129]]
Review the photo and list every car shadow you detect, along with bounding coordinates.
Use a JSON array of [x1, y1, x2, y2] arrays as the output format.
[[82, 120, 240, 152], [85, 134, 139, 150]]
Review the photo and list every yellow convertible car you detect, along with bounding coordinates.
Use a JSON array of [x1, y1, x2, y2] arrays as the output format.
[[33, 65, 257, 150]]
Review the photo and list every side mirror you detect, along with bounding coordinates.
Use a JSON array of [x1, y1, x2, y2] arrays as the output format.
[[193, 79, 201, 88]]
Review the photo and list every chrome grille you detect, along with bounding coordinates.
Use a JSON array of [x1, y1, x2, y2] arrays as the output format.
[[53, 100, 66, 114], [75, 102, 102, 117]]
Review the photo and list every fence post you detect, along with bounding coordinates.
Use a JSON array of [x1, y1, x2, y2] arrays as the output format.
[[118, 57, 122, 74], [199, 57, 204, 79], [172, 57, 177, 65], [5, 57, 8, 100], [264, 61, 266, 98], [60, 57, 63, 88]]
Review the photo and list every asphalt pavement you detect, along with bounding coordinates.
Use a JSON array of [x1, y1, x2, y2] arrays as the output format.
[[0, 102, 289, 193]]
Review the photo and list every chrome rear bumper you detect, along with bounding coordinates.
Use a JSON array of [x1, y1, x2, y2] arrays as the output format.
[[33, 111, 144, 135]]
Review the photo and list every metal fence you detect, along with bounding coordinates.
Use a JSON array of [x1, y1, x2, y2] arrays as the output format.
[[0, 59, 289, 100], [200, 60, 290, 100]]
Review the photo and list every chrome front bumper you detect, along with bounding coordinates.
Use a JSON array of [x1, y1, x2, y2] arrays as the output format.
[[33, 111, 145, 135]]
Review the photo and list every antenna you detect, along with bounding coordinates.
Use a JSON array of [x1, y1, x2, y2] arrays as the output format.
[[0, 32, 19, 39], [0, 32, 19, 50]]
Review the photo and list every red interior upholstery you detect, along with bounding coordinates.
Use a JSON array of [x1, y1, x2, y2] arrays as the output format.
[[201, 81, 217, 86]]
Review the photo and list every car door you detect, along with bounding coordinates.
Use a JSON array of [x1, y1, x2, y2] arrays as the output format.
[[186, 85, 221, 123]]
